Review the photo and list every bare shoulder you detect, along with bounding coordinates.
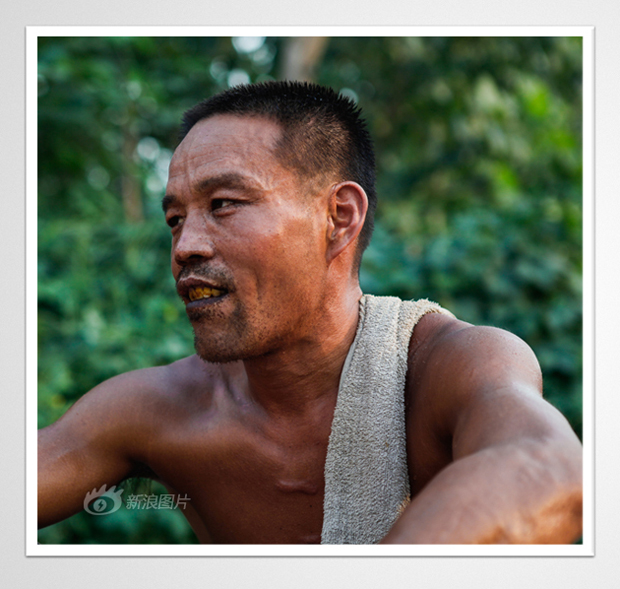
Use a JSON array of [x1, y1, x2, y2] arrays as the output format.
[[405, 312, 559, 493], [38, 355, 221, 528], [40, 354, 222, 462], [408, 313, 542, 411], [61, 355, 205, 416]]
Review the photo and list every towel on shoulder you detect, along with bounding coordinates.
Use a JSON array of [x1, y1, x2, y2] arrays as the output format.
[[321, 294, 455, 544]]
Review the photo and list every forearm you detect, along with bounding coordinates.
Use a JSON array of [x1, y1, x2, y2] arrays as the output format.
[[381, 439, 582, 544]]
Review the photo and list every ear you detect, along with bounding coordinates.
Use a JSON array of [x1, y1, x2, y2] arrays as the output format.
[[325, 182, 368, 264]]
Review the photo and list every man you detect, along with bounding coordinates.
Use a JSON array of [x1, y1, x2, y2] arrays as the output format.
[[38, 81, 582, 544]]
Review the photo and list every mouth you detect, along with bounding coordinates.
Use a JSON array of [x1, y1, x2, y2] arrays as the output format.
[[177, 276, 231, 309], [188, 286, 227, 302]]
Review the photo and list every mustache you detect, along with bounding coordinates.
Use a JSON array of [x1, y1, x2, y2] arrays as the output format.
[[176, 264, 236, 291]]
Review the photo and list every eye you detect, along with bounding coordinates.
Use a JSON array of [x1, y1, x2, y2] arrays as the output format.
[[211, 198, 235, 212], [167, 215, 184, 228]]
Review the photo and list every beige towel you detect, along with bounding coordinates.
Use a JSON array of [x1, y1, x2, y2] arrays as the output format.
[[321, 294, 455, 544]]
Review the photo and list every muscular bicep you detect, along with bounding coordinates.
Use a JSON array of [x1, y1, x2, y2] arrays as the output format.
[[407, 320, 580, 490], [433, 326, 576, 459], [38, 372, 153, 528]]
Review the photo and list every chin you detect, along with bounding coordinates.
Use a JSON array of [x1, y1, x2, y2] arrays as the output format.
[[192, 326, 287, 365], [189, 305, 254, 363], [193, 336, 245, 364], [192, 329, 266, 364]]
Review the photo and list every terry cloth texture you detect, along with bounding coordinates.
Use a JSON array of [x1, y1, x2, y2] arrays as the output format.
[[321, 294, 455, 544]]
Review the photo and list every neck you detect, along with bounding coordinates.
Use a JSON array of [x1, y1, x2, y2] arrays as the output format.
[[241, 285, 362, 418]]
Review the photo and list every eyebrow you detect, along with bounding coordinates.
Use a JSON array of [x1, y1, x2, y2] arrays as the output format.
[[162, 172, 261, 214]]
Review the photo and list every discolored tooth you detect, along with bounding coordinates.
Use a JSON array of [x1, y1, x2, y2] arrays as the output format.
[[187, 285, 227, 301]]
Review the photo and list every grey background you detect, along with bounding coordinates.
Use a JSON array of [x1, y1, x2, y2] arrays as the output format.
[[5, 3, 616, 588]]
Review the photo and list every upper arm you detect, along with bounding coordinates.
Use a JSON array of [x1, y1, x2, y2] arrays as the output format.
[[37, 368, 162, 528], [406, 316, 581, 491]]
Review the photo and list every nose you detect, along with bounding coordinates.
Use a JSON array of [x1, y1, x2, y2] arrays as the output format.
[[172, 213, 216, 266]]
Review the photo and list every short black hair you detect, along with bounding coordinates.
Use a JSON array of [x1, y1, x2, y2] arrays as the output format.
[[180, 81, 377, 271]]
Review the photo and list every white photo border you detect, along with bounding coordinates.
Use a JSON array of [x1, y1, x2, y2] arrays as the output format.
[[27, 25, 594, 557]]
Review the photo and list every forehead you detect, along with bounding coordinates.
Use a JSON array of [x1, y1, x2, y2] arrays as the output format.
[[168, 114, 285, 187]]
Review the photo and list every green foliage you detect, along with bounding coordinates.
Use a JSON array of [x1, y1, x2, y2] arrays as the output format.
[[37, 36, 583, 544]]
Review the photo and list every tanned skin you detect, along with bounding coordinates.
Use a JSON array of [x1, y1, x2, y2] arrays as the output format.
[[38, 115, 582, 544]]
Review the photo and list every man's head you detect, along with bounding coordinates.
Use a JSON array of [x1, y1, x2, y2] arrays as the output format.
[[165, 82, 374, 363], [180, 81, 377, 268]]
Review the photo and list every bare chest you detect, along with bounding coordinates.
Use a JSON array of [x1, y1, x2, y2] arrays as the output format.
[[145, 416, 331, 544]]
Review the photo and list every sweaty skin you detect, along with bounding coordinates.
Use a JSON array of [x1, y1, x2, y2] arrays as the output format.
[[38, 115, 582, 544]]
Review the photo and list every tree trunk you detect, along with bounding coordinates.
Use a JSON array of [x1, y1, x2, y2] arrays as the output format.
[[121, 122, 143, 223], [280, 37, 329, 82]]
